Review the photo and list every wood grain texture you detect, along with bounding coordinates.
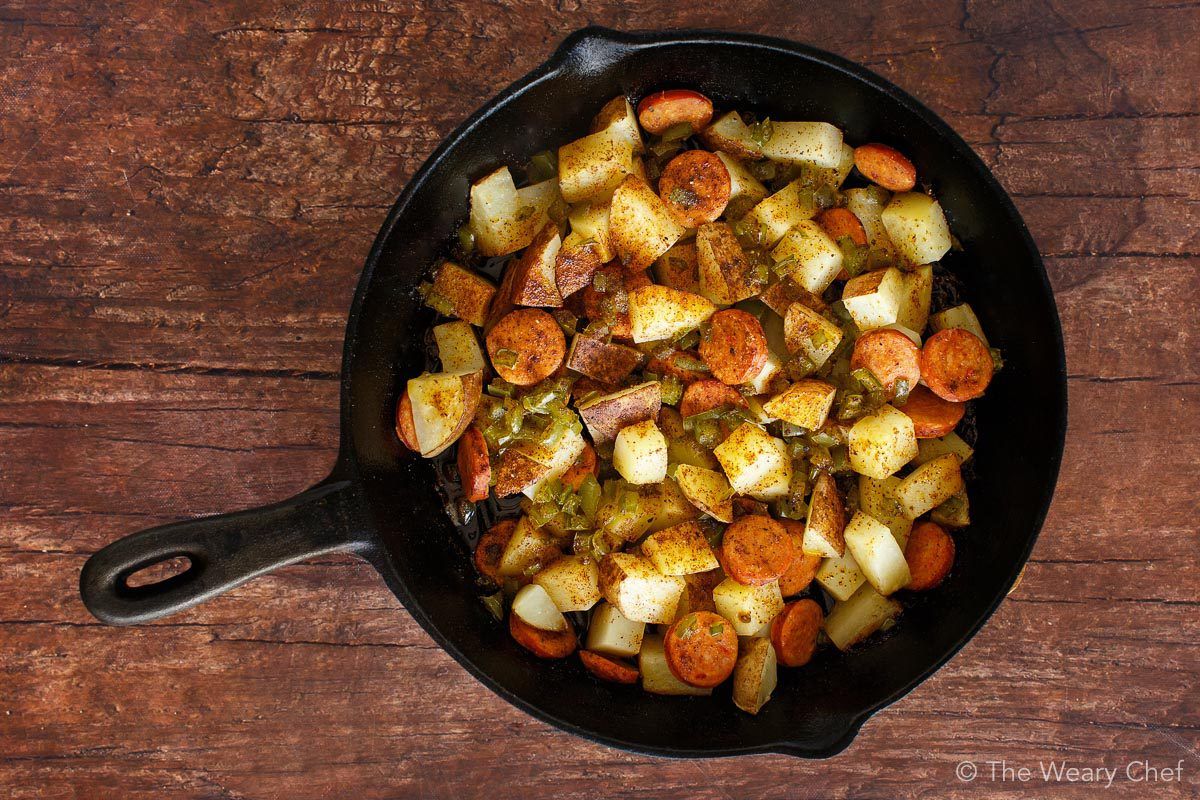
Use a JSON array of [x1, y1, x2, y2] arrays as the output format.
[[1, 1, 1197, 797]]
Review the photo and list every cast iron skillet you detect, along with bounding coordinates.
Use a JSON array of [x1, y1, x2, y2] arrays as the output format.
[[79, 27, 1067, 758]]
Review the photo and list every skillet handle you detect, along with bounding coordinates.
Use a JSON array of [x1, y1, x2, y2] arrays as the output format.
[[80, 479, 369, 625]]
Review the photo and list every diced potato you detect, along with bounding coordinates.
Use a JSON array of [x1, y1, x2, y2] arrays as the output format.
[[844, 189, 898, 270], [824, 582, 902, 651], [820, 141, 856, 188], [598, 552, 686, 624], [520, 428, 587, 500], [610, 175, 686, 272], [578, 381, 662, 444], [746, 350, 783, 395], [639, 634, 711, 696], [743, 178, 819, 246], [659, 408, 720, 470], [406, 371, 481, 458], [842, 267, 906, 331], [642, 521, 719, 575], [843, 511, 911, 596], [880, 322, 922, 346], [491, 447, 551, 497], [614, 419, 669, 485], [763, 378, 836, 430], [498, 516, 561, 578], [732, 637, 777, 715], [896, 453, 964, 519], [469, 168, 556, 256], [697, 222, 756, 305], [596, 480, 695, 543], [700, 111, 762, 159], [653, 243, 700, 293], [713, 423, 792, 501], [929, 303, 989, 346], [644, 477, 701, 533], [816, 549, 866, 602], [431, 261, 496, 327], [627, 285, 716, 343], [588, 602, 646, 657], [848, 404, 919, 479], [558, 128, 635, 204], [511, 583, 569, 631], [783, 302, 843, 368], [591, 95, 643, 153], [858, 475, 914, 549], [672, 572, 720, 621], [760, 121, 844, 168], [713, 578, 784, 636], [504, 222, 563, 307], [914, 432, 974, 466], [566, 333, 641, 385], [433, 320, 485, 375], [567, 201, 615, 262], [673, 464, 734, 523], [771, 220, 844, 294], [881, 192, 952, 265], [804, 472, 846, 558], [896, 265, 933, 333], [533, 555, 602, 612], [715, 151, 768, 218], [931, 491, 971, 528]]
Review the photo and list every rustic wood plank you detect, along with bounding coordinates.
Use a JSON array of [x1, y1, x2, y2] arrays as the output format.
[[1, 0, 1197, 798]]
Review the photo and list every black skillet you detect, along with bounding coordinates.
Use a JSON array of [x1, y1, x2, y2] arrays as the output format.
[[79, 27, 1067, 758]]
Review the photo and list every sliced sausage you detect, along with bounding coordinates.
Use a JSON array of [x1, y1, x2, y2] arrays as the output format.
[[698, 309, 769, 386], [560, 442, 598, 490], [456, 426, 491, 502], [770, 598, 823, 667], [637, 89, 714, 135], [920, 328, 993, 402], [776, 520, 822, 596], [474, 519, 516, 586], [395, 391, 419, 451], [904, 521, 955, 591], [721, 515, 795, 586], [579, 650, 640, 684], [853, 143, 917, 192], [817, 207, 868, 247], [899, 385, 966, 438], [664, 610, 738, 687], [485, 308, 566, 386], [851, 328, 922, 397], [658, 150, 731, 228], [581, 266, 651, 341], [510, 612, 577, 659], [679, 378, 748, 419]]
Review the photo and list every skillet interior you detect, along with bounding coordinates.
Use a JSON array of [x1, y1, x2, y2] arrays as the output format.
[[335, 28, 1066, 757]]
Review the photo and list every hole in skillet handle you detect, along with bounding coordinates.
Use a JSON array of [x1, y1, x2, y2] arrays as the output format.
[[123, 555, 195, 590]]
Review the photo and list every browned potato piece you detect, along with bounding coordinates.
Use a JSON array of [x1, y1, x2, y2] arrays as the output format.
[[646, 349, 709, 384], [653, 243, 700, 293], [696, 222, 756, 305], [485, 308, 566, 386], [566, 332, 643, 385], [761, 275, 828, 317], [555, 240, 605, 299], [491, 448, 551, 497], [507, 222, 563, 308], [432, 261, 496, 327], [803, 472, 846, 558], [658, 150, 731, 228], [699, 111, 763, 160], [577, 381, 662, 444]]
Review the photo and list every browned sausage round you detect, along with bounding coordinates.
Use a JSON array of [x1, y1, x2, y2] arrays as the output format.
[[637, 89, 714, 135], [579, 650, 639, 684], [904, 521, 956, 591], [679, 378, 748, 419], [664, 610, 738, 687], [851, 328, 922, 397], [510, 612, 577, 659], [474, 519, 516, 586], [698, 309, 769, 386], [899, 385, 966, 438], [456, 425, 491, 502], [658, 150, 731, 227], [776, 520, 822, 597], [486, 308, 566, 386], [560, 442, 598, 490], [854, 143, 917, 192], [721, 515, 794, 586], [770, 599, 823, 667], [920, 328, 993, 402]]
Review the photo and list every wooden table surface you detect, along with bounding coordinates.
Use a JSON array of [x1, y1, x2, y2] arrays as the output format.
[[2, 1, 1197, 797]]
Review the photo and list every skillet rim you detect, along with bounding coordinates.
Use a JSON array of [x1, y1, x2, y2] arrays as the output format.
[[336, 26, 1069, 759]]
